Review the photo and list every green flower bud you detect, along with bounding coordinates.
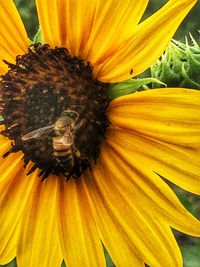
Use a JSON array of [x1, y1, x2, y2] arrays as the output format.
[[151, 34, 200, 89]]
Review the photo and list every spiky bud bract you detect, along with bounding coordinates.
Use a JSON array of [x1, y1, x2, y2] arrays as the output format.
[[151, 34, 200, 89]]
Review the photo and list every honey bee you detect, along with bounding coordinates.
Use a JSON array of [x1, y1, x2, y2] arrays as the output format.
[[22, 110, 85, 175]]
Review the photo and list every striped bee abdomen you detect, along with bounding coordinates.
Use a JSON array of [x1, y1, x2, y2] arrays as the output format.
[[54, 149, 75, 170]]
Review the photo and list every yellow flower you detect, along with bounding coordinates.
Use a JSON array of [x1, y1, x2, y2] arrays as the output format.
[[0, 0, 199, 267]]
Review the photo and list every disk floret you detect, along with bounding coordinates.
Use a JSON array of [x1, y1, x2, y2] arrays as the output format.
[[0, 43, 109, 179]]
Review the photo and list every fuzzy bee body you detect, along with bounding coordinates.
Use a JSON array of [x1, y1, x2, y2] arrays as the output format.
[[22, 109, 85, 175]]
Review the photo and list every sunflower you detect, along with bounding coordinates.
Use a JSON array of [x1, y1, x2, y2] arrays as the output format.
[[0, 0, 200, 266]]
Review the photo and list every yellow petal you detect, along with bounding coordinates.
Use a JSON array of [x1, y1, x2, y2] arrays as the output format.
[[58, 177, 106, 267], [0, 151, 22, 184], [0, 50, 15, 74], [96, 0, 197, 82], [84, 150, 182, 266], [105, 136, 200, 237], [82, 0, 148, 66], [61, 0, 97, 56], [0, 156, 34, 264], [35, 0, 62, 47], [110, 128, 200, 195], [108, 88, 200, 147], [0, 235, 16, 265], [36, 0, 97, 56], [84, 173, 144, 266], [0, 0, 29, 74], [17, 174, 63, 267], [0, 140, 12, 160]]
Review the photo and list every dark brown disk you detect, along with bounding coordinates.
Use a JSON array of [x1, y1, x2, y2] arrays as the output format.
[[0, 43, 110, 180]]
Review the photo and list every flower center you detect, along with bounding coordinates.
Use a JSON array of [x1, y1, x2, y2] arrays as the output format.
[[0, 44, 110, 180]]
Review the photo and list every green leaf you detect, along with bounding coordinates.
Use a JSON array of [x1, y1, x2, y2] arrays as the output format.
[[107, 78, 166, 100]]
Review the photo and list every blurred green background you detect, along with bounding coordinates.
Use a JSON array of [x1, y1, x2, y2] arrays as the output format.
[[1, 1, 200, 267]]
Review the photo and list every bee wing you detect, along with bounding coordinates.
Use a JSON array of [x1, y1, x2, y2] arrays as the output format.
[[22, 125, 54, 140]]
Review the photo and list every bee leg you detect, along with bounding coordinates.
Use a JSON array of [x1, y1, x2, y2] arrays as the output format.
[[73, 147, 81, 157]]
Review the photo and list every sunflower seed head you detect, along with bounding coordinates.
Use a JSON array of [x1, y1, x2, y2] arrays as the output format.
[[0, 43, 110, 180]]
